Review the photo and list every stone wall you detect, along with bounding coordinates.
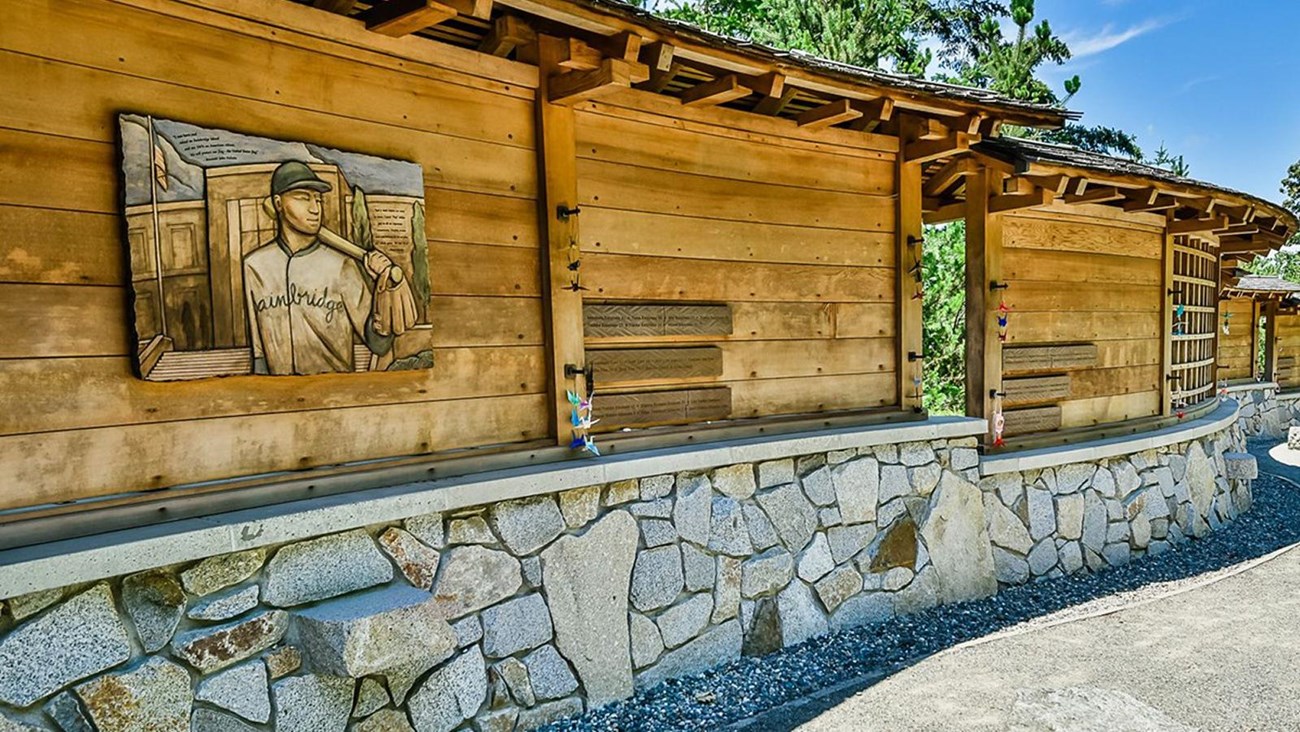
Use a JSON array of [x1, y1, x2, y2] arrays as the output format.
[[0, 422, 1252, 731], [1230, 382, 1300, 439]]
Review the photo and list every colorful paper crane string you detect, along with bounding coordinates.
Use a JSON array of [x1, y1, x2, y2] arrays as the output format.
[[567, 390, 600, 456], [997, 298, 1011, 343]]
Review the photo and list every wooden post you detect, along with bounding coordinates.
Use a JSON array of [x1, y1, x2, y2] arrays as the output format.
[[1264, 299, 1279, 382], [536, 35, 587, 446], [964, 167, 1002, 442], [1159, 225, 1175, 415], [896, 116, 925, 413]]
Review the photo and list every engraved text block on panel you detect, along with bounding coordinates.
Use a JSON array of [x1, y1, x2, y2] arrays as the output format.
[[1003, 344, 1099, 373], [584, 303, 733, 338], [588, 347, 723, 383], [1003, 375, 1071, 406], [595, 388, 732, 428], [1001, 405, 1062, 437]]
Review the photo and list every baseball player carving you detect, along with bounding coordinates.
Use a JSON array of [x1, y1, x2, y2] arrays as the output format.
[[243, 161, 419, 375]]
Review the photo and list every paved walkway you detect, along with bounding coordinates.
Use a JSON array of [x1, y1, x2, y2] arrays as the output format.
[[741, 443, 1300, 732]]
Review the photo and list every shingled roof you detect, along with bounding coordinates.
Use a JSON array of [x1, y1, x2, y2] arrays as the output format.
[[976, 135, 1299, 233], [1228, 275, 1300, 294]]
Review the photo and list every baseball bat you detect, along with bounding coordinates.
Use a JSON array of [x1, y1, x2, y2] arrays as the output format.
[[261, 196, 403, 284]]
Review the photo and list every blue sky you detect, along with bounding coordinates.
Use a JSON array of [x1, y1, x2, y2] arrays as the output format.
[[1032, 0, 1299, 202]]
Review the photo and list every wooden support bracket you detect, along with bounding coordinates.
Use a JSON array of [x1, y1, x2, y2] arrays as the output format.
[[478, 15, 535, 57], [904, 131, 977, 164], [1063, 184, 1124, 205], [360, 0, 491, 35], [681, 74, 751, 107], [847, 97, 895, 132], [797, 99, 861, 131], [922, 156, 979, 197], [753, 86, 798, 116], [548, 58, 633, 105], [1169, 214, 1230, 235], [989, 187, 1053, 213]]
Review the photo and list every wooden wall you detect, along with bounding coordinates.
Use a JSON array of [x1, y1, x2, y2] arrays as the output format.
[[999, 204, 1166, 435], [1217, 298, 1256, 382], [0, 0, 550, 509], [1276, 312, 1300, 390], [571, 93, 900, 425]]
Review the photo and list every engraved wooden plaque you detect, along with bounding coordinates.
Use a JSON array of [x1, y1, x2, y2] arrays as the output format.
[[584, 303, 733, 338], [1001, 405, 1062, 436], [1003, 344, 1099, 373], [1003, 375, 1071, 406], [595, 387, 732, 429], [588, 347, 724, 383]]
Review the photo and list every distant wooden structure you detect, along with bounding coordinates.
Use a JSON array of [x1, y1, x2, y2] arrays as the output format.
[[923, 137, 1296, 449], [0, 0, 1294, 535], [1217, 275, 1300, 385]]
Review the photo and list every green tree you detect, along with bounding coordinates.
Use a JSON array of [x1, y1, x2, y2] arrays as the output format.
[[411, 201, 431, 321], [659, 0, 1003, 75], [351, 188, 375, 251], [921, 222, 968, 414], [1283, 159, 1300, 217]]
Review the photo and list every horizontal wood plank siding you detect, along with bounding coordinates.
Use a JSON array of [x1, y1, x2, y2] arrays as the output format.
[[575, 99, 899, 427], [0, 0, 548, 506], [1217, 298, 1255, 382], [1001, 205, 1166, 433]]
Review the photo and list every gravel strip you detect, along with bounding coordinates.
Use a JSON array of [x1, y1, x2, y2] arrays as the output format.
[[545, 468, 1300, 732]]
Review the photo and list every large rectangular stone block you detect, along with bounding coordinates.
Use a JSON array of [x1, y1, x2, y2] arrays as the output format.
[[294, 585, 457, 678]]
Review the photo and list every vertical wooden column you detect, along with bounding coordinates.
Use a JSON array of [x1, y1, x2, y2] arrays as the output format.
[[896, 118, 924, 413], [535, 35, 587, 445], [1264, 299, 1279, 383], [1159, 225, 1175, 415], [964, 168, 1002, 440]]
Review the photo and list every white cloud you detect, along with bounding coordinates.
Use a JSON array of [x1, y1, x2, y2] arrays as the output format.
[[1063, 17, 1173, 59]]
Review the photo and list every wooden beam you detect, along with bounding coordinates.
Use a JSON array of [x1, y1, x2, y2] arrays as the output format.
[[1063, 184, 1124, 205], [968, 151, 1019, 177], [897, 117, 926, 413], [537, 35, 588, 447], [548, 58, 633, 105], [1218, 203, 1257, 224], [1020, 174, 1072, 196], [1169, 214, 1229, 235], [478, 15, 535, 57], [636, 62, 681, 93], [680, 74, 751, 107], [922, 156, 979, 197], [557, 38, 603, 71], [740, 72, 785, 98], [1216, 223, 1261, 237], [797, 99, 862, 131], [638, 41, 675, 72], [1123, 192, 1178, 213], [965, 168, 1002, 442], [313, 0, 356, 13], [753, 86, 798, 116], [361, 0, 458, 35], [903, 131, 976, 164], [989, 188, 1053, 213], [847, 97, 895, 132], [923, 201, 966, 225], [600, 31, 642, 62]]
